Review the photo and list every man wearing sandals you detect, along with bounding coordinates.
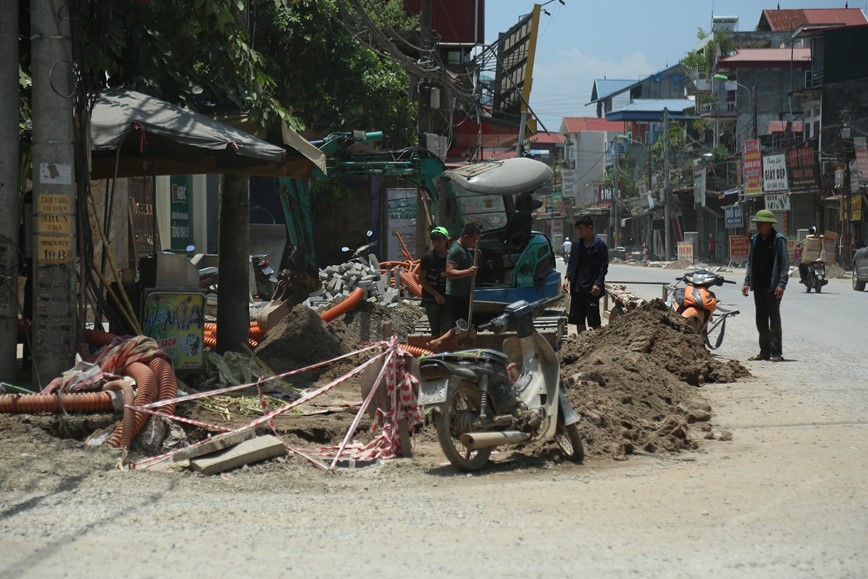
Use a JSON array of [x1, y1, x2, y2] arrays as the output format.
[[742, 209, 789, 362]]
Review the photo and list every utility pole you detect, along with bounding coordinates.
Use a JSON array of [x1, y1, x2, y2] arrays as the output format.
[[30, 0, 78, 385], [0, 0, 20, 382], [663, 108, 672, 260]]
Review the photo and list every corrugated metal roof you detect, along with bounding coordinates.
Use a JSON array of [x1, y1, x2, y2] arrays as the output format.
[[588, 79, 634, 104], [560, 117, 626, 134], [719, 48, 812, 66], [758, 8, 867, 32]]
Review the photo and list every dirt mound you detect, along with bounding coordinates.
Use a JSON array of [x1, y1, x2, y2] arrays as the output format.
[[666, 258, 693, 269], [339, 300, 424, 343], [559, 300, 749, 460]]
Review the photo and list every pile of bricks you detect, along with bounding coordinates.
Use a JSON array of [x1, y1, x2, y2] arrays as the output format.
[[303, 254, 402, 310]]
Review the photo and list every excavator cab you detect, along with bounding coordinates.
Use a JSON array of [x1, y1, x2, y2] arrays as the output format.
[[437, 157, 562, 316]]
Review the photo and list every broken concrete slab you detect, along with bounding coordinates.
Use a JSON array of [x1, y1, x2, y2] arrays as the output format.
[[173, 429, 256, 462], [189, 435, 287, 475]]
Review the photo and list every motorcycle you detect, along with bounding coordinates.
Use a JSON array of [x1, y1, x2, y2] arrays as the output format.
[[341, 229, 377, 259], [666, 269, 739, 350], [417, 300, 584, 472], [800, 260, 828, 293]]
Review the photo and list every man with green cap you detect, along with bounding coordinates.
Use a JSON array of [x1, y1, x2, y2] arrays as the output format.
[[742, 209, 789, 362]]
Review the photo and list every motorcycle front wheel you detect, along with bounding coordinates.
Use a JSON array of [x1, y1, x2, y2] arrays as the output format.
[[555, 418, 585, 463], [435, 384, 492, 472], [814, 279, 823, 293]]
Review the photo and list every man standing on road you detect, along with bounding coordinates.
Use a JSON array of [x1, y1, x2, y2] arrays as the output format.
[[561, 215, 609, 333], [742, 209, 789, 362], [418, 226, 451, 336], [445, 222, 481, 324]]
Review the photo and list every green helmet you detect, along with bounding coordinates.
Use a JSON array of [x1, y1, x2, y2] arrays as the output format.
[[751, 209, 777, 223]]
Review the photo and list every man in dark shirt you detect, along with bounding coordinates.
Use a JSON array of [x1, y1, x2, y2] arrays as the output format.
[[562, 214, 609, 333], [418, 226, 452, 336], [742, 209, 789, 362], [446, 222, 481, 324]]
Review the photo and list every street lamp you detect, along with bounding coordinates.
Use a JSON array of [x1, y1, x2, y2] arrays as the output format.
[[713, 73, 757, 141]]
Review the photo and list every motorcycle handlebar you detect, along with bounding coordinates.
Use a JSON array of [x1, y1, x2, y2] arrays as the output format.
[[723, 279, 736, 284]]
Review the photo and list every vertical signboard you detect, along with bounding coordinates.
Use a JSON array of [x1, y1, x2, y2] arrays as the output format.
[[762, 153, 789, 192], [170, 175, 193, 250], [787, 143, 819, 192], [677, 241, 694, 263], [855, 137, 868, 185], [142, 291, 205, 370], [729, 235, 750, 263], [742, 139, 762, 195], [724, 205, 743, 228], [597, 184, 613, 207]]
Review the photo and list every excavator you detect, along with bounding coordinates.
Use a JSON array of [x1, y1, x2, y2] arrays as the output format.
[[257, 131, 566, 348]]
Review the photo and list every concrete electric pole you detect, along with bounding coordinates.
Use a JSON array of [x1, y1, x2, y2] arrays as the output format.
[[0, 0, 20, 382], [30, 0, 78, 385]]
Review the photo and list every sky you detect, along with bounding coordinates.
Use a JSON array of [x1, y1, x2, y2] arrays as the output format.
[[484, 0, 867, 132]]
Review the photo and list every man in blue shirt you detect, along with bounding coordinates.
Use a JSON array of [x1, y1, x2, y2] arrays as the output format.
[[561, 214, 609, 333]]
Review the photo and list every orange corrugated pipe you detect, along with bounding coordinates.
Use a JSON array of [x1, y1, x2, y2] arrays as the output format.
[[84, 328, 118, 347], [204, 334, 218, 348], [321, 287, 365, 323], [399, 344, 434, 357], [0, 392, 114, 413], [149, 358, 178, 417], [109, 362, 158, 448], [400, 270, 422, 297]]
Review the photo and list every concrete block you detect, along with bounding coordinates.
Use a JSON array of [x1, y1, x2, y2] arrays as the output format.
[[189, 435, 287, 475], [173, 429, 256, 462]]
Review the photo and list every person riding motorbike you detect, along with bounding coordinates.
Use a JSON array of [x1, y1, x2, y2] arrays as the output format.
[[799, 226, 818, 283], [562, 237, 572, 262]]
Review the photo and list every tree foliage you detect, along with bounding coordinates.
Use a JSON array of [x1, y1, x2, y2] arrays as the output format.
[[680, 28, 735, 78], [18, 0, 418, 141]]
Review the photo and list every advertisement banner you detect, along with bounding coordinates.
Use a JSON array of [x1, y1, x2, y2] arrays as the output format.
[[169, 175, 193, 249], [724, 205, 743, 228], [762, 153, 789, 192], [787, 143, 819, 192], [142, 291, 205, 370], [729, 235, 750, 263], [742, 139, 762, 195], [855, 137, 868, 185], [561, 169, 577, 198], [677, 241, 694, 262], [598, 184, 613, 207], [764, 193, 791, 212]]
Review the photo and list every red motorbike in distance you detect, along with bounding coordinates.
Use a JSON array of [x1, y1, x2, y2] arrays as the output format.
[[666, 269, 740, 350]]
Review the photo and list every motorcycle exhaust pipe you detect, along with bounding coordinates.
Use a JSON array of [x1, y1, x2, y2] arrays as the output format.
[[460, 431, 531, 450]]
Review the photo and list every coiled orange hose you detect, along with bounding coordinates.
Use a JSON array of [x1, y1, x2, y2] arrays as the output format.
[[320, 287, 366, 323], [0, 392, 114, 413], [399, 344, 434, 357]]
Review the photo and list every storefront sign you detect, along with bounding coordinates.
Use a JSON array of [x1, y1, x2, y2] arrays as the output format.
[[742, 139, 762, 195], [762, 153, 788, 192], [143, 291, 205, 370], [677, 241, 694, 262], [855, 137, 868, 185], [787, 143, 819, 192], [598, 184, 613, 207], [764, 193, 791, 212], [169, 175, 194, 250], [724, 205, 743, 228], [729, 235, 750, 263]]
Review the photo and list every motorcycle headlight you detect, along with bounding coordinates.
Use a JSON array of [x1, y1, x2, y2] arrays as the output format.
[[815, 265, 825, 275]]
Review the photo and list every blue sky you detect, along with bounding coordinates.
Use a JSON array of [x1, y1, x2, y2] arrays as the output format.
[[484, 0, 866, 131]]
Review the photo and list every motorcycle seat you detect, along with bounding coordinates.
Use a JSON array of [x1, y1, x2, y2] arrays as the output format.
[[418, 359, 480, 381]]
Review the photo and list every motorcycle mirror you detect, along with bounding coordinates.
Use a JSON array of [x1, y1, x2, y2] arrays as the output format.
[[366, 230, 374, 238], [341, 246, 351, 252], [185, 244, 196, 254]]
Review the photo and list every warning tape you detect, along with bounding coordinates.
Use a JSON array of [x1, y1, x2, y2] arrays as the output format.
[[129, 346, 390, 470]]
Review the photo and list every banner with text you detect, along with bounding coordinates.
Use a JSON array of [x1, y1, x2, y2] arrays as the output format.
[[855, 137, 868, 185], [764, 193, 791, 212], [724, 205, 743, 228], [762, 153, 789, 192], [787, 143, 819, 193], [742, 139, 763, 195], [729, 235, 750, 263]]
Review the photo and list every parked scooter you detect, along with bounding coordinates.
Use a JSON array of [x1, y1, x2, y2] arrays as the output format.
[[666, 269, 739, 350], [341, 229, 377, 259], [417, 300, 584, 472], [800, 260, 828, 293]]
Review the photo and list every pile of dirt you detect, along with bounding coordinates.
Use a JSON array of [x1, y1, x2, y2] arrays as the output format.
[[558, 300, 749, 460], [338, 300, 424, 343], [666, 258, 694, 269]]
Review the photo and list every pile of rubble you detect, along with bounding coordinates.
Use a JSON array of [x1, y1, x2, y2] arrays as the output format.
[[303, 254, 402, 310]]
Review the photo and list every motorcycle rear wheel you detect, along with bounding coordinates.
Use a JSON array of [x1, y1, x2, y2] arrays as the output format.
[[555, 418, 585, 463], [435, 384, 492, 472], [814, 279, 823, 293]]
